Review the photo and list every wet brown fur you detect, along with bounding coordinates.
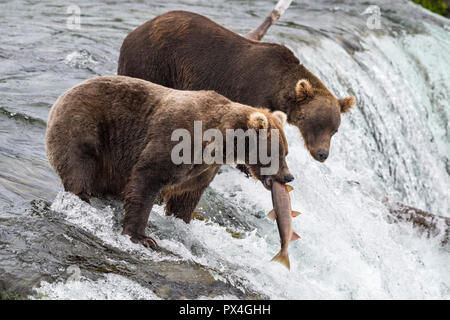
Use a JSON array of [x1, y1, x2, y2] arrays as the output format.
[[46, 76, 290, 247], [118, 10, 356, 161]]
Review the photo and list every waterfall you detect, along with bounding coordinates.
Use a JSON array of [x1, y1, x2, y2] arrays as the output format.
[[0, 0, 448, 300]]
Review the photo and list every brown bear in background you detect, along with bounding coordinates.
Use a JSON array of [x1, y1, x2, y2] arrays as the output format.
[[118, 10, 356, 163], [46, 76, 292, 248]]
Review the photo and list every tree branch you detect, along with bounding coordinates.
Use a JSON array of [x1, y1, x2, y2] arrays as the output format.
[[246, 0, 293, 41]]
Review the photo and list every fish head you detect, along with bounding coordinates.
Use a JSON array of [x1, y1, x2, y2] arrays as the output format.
[[260, 164, 294, 190]]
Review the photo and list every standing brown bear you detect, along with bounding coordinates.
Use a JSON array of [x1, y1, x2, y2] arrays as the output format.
[[118, 10, 356, 163], [46, 76, 292, 248]]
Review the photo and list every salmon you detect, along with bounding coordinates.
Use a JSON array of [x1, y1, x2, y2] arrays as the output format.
[[268, 181, 300, 270]]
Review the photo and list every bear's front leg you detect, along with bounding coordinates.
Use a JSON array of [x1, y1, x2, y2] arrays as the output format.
[[165, 168, 219, 223], [165, 189, 204, 223], [122, 165, 165, 250]]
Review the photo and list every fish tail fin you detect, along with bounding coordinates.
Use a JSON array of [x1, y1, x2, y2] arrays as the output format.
[[271, 250, 290, 270]]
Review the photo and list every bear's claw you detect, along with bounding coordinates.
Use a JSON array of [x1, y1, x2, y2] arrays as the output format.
[[131, 235, 158, 250], [123, 230, 159, 250]]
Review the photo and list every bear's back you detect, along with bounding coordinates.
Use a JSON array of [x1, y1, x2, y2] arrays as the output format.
[[48, 76, 167, 125], [118, 11, 301, 107]]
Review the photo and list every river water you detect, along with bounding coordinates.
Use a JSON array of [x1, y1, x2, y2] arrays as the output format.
[[0, 0, 449, 299]]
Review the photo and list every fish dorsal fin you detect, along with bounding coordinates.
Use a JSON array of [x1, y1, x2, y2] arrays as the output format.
[[290, 232, 301, 242], [291, 210, 301, 217], [267, 209, 276, 221]]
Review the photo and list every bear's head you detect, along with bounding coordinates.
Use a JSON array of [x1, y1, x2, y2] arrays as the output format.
[[240, 109, 293, 190], [285, 79, 356, 162]]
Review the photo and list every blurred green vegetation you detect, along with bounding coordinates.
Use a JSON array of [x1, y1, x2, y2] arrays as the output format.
[[0, 291, 24, 300], [413, 0, 449, 16]]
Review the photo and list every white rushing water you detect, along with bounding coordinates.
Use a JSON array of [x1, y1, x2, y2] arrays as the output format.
[[36, 7, 450, 299], [294, 23, 450, 216]]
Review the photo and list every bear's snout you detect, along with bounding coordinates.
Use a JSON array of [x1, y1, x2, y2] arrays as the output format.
[[317, 149, 329, 162], [283, 173, 294, 183]]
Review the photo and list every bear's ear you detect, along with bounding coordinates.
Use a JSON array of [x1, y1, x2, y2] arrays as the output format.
[[295, 79, 314, 101], [338, 96, 356, 113], [247, 112, 269, 130], [272, 111, 287, 126]]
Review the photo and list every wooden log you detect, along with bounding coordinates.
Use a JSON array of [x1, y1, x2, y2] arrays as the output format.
[[246, 0, 293, 41]]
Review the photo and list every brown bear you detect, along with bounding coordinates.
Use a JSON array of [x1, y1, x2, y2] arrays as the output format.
[[46, 76, 292, 248], [118, 10, 356, 163]]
